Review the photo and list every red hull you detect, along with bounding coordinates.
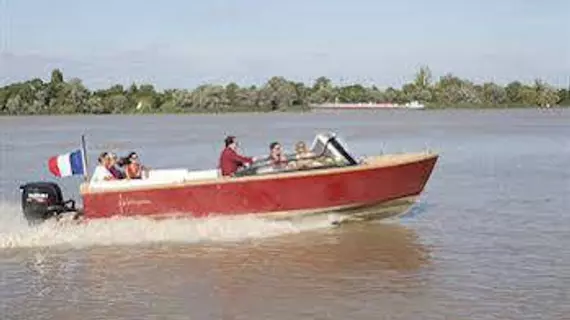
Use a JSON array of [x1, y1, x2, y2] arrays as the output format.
[[80, 153, 438, 220]]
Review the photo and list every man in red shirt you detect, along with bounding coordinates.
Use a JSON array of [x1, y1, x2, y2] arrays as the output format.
[[219, 136, 256, 176]]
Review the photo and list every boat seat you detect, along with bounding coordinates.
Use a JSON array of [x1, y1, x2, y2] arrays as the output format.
[[185, 169, 220, 180], [147, 169, 190, 183], [85, 168, 220, 191]]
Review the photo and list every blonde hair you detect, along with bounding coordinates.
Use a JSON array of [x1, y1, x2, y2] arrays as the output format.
[[295, 141, 308, 153]]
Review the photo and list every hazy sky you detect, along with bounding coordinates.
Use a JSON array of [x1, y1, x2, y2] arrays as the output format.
[[0, 0, 568, 89]]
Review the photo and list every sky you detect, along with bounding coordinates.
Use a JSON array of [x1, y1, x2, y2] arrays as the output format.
[[0, 0, 568, 89]]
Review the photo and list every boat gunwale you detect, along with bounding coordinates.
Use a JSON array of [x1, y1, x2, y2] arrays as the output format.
[[79, 151, 438, 195]]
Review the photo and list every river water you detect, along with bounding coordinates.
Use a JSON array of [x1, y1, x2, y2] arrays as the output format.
[[0, 109, 568, 319]]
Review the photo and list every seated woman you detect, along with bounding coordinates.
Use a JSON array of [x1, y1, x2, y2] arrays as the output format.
[[268, 142, 288, 169], [291, 141, 320, 169], [294, 141, 315, 159], [108, 152, 125, 179], [91, 152, 117, 182], [122, 152, 149, 179]]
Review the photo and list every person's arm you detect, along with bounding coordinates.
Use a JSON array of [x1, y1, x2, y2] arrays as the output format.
[[92, 166, 114, 182], [125, 164, 136, 179], [99, 170, 115, 181], [230, 150, 253, 165]]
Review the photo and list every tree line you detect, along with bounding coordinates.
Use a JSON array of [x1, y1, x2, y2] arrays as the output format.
[[1, 67, 569, 115]]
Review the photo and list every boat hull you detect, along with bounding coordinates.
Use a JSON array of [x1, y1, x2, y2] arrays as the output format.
[[80, 153, 438, 220]]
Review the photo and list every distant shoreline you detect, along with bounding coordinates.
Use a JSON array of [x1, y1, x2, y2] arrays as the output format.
[[1, 105, 568, 119], [1, 67, 569, 116]]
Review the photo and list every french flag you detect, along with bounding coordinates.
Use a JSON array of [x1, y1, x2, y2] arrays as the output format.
[[48, 149, 85, 177]]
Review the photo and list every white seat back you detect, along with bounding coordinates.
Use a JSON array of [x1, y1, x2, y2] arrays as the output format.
[[85, 168, 220, 192], [147, 169, 189, 183]]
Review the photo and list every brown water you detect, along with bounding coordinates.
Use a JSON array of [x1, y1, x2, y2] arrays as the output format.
[[0, 109, 569, 319]]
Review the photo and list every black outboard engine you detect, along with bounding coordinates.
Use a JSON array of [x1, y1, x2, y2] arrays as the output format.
[[19, 181, 77, 225]]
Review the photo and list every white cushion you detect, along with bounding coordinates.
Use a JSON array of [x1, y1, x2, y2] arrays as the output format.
[[86, 168, 220, 191]]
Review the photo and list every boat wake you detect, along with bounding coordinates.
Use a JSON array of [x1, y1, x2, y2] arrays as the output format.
[[0, 202, 334, 250]]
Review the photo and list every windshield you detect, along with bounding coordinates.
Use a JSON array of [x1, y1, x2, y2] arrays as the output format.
[[310, 132, 358, 165]]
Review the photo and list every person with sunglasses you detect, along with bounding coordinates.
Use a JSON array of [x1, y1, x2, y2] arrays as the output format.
[[123, 152, 149, 179]]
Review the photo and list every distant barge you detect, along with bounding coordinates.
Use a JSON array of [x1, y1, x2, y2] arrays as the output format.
[[310, 101, 425, 110]]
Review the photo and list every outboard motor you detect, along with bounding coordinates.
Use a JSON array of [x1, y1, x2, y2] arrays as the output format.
[[19, 181, 77, 225]]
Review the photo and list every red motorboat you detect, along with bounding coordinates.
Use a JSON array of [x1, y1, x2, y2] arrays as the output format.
[[19, 132, 438, 225]]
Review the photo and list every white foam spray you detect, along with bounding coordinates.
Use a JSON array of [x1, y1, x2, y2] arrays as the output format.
[[0, 201, 333, 250]]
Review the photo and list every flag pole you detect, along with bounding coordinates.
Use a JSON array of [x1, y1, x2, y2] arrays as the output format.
[[81, 134, 90, 182]]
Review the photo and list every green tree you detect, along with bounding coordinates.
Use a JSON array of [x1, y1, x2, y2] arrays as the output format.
[[50, 69, 64, 85], [505, 81, 523, 105]]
